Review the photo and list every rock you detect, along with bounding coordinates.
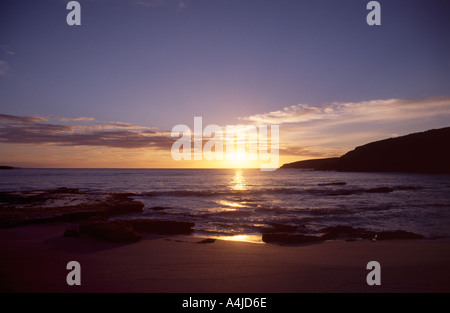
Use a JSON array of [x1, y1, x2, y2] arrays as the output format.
[[366, 187, 394, 193], [197, 238, 216, 244], [260, 222, 299, 234], [119, 219, 195, 235], [106, 193, 144, 215], [375, 230, 424, 240], [79, 220, 142, 243], [262, 233, 324, 245], [320, 226, 424, 241], [320, 225, 375, 240], [150, 206, 170, 211], [48, 187, 82, 194], [63, 224, 79, 237], [318, 182, 347, 186], [0, 190, 144, 228], [325, 189, 363, 196]]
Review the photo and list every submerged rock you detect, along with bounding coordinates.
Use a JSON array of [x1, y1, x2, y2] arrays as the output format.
[[79, 220, 142, 243], [320, 225, 424, 241], [366, 187, 394, 193], [106, 193, 144, 215], [262, 233, 324, 245], [318, 182, 347, 186], [375, 230, 424, 240], [260, 222, 300, 234], [197, 238, 216, 244], [63, 224, 80, 237], [0, 189, 146, 228], [119, 219, 195, 235], [320, 225, 374, 240]]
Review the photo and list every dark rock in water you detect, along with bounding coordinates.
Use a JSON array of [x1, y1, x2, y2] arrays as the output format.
[[64, 224, 79, 237], [197, 238, 216, 244], [260, 222, 299, 234], [106, 193, 144, 215], [262, 233, 324, 245], [118, 219, 195, 235], [0, 190, 146, 228], [320, 225, 375, 240], [321, 225, 359, 236], [375, 230, 424, 240], [150, 206, 170, 211], [318, 182, 347, 186], [320, 225, 424, 241], [48, 187, 82, 194], [79, 220, 142, 243], [325, 189, 363, 196], [0, 166, 16, 170], [394, 185, 421, 191], [324, 187, 393, 196], [366, 187, 394, 193]]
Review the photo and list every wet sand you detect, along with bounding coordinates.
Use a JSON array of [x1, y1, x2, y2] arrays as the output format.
[[1, 222, 449, 293]]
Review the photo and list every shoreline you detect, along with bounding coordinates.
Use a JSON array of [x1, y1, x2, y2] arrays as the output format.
[[1, 222, 449, 293]]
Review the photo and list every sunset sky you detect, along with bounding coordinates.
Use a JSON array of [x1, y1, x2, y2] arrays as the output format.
[[1, 0, 449, 168]]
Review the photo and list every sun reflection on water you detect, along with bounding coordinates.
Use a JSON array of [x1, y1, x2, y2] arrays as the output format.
[[215, 200, 244, 208], [230, 170, 247, 191], [213, 234, 263, 244]]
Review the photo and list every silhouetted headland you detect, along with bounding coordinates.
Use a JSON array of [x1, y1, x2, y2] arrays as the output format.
[[0, 166, 18, 170], [281, 127, 450, 174]]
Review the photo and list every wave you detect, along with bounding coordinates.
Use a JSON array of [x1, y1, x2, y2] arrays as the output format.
[[138, 185, 423, 198]]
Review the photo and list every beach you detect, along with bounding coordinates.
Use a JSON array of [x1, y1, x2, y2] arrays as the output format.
[[1, 222, 449, 293]]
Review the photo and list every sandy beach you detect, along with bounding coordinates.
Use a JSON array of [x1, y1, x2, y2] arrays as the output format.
[[1, 222, 449, 293]]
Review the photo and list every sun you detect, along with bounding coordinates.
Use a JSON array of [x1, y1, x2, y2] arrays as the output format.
[[224, 151, 259, 168]]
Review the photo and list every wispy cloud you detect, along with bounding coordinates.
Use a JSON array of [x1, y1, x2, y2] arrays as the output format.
[[278, 145, 344, 158], [132, 0, 166, 8], [0, 114, 48, 123], [58, 117, 96, 122], [0, 114, 174, 150], [241, 96, 450, 160], [177, 0, 188, 11], [0, 60, 8, 76], [242, 97, 450, 125], [132, 0, 188, 10], [0, 45, 15, 56]]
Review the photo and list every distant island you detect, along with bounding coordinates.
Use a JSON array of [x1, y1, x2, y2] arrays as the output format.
[[281, 127, 450, 174], [0, 166, 18, 170]]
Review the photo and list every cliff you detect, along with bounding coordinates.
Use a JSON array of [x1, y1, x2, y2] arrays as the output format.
[[281, 127, 450, 174]]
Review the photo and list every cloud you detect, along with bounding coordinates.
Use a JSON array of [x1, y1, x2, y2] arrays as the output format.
[[0, 114, 175, 150], [242, 96, 450, 126], [0, 114, 48, 123], [132, 0, 166, 8], [240, 96, 450, 160], [0, 60, 8, 75], [132, 0, 188, 10], [278, 145, 344, 158], [177, 0, 188, 11], [58, 117, 96, 122], [0, 45, 15, 56]]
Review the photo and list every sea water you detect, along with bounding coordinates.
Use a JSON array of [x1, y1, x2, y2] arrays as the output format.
[[1, 168, 449, 239]]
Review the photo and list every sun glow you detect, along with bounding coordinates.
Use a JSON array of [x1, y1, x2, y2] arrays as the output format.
[[223, 152, 260, 169]]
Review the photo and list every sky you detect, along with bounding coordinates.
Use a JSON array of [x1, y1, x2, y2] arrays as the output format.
[[0, 0, 449, 168]]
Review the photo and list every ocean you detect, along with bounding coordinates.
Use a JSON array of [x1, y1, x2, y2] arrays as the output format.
[[1, 168, 450, 241]]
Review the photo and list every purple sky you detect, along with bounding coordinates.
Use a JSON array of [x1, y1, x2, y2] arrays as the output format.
[[0, 0, 449, 167]]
